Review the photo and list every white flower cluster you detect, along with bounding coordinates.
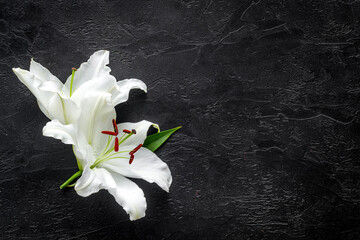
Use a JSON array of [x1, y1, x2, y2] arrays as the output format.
[[13, 50, 172, 220]]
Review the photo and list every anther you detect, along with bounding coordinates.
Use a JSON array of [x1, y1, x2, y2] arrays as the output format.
[[132, 129, 137, 134], [114, 137, 119, 152], [128, 144, 143, 164], [101, 119, 122, 153], [130, 144, 142, 155], [101, 131, 117, 136], [112, 119, 118, 135], [123, 129, 131, 134], [72, 67, 77, 71], [129, 155, 134, 164]]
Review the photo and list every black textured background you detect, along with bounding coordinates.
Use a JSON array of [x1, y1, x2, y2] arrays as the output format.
[[1, 0, 360, 239]]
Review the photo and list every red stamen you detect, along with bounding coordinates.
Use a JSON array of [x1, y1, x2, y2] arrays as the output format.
[[129, 155, 134, 164], [132, 129, 136, 134], [130, 144, 142, 155], [114, 137, 119, 152], [101, 131, 117, 136], [112, 119, 118, 135], [123, 129, 131, 134]]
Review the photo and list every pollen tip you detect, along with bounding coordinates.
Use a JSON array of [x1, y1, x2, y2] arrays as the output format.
[[114, 137, 119, 152], [132, 129, 137, 134], [112, 119, 118, 134], [129, 155, 134, 164], [130, 144, 143, 155], [72, 67, 77, 71], [102, 131, 117, 136]]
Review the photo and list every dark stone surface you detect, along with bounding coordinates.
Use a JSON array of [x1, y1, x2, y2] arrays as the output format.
[[1, 0, 360, 239]]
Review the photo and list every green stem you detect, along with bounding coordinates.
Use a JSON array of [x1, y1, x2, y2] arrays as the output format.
[[60, 170, 82, 189]]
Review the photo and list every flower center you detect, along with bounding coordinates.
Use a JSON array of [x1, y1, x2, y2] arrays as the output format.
[[93, 119, 143, 167], [101, 119, 120, 151]]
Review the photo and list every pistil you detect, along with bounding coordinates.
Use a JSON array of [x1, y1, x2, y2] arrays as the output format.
[[69, 67, 77, 97]]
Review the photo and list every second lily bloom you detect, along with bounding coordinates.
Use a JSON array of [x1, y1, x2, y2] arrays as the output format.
[[13, 50, 147, 125]]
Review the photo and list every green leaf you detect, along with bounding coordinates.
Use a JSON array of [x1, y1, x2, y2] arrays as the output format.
[[143, 126, 182, 152]]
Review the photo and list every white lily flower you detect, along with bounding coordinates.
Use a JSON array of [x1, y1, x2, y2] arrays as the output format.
[[12, 50, 147, 125], [43, 92, 172, 221]]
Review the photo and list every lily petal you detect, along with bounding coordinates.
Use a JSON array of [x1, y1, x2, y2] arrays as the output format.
[[116, 120, 159, 147], [38, 80, 63, 93], [13, 68, 55, 106], [30, 59, 62, 87], [63, 50, 111, 96], [100, 147, 172, 192], [12, 68, 66, 121], [112, 78, 147, 106], [107, 171, 147, 220], [75, 92, 116, 156], [75, 166, 116, 197], [70, 75, 117, 104], [45, 94, 80, 124], [75, 166, 147, 220], [42, 119, 76, 145]]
